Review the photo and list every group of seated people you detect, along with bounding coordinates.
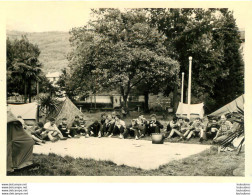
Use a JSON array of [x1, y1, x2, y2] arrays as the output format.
[[18, 111, 235, 145], [166, 114, 234, 143]]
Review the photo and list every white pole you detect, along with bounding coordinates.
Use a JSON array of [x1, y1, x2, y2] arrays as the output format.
[[181, 72, 184, 103], [188, 56, 192, 119]]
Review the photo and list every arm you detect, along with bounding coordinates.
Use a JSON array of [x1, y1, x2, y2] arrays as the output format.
[[213, 129, 221, 140], [157, 121, 163, 129]]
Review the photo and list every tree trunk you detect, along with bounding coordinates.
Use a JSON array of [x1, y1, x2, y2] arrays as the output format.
[[144, 91, 149, 113], [123, 95, 128, 108], [24, 80, 28, 103], [36, 81, 39, 95], [28, 80, 32, 103], [173, 85, 179, 112]]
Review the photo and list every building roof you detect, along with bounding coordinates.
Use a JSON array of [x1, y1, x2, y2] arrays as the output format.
[[239, 30, 245, 41]]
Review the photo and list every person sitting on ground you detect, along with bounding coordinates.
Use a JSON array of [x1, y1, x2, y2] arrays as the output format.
[[180, 118, 190, 134], [148, 114, 163, 134], [110, 114, 127, 139], [58, 118, 71, 138], [101, 114, 113, 137], [205, 117, 220, 141], [213, 115, 233, 144], [79, 116, 89, 136], [32, 122, 47, 140], [107, 111, 117, 134], [135, 115, 149, 138], [100, 113, 107, 126], [88, 120, 102, 137], [44, 118, 67, 142], [167, 116, 185, 140], [127, 119, 139, 139], [25, 122, 46, 145], [184, 117, 205, 142], [70, 116, 82, 138]]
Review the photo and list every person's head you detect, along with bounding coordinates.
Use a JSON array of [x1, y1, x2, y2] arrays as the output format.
[[112, 111, 116, 117], [37, 122, 44, 128], [74, 115, 80, 121], [150, 114, 157, 122], [184, 118, 190, 123], [194, 117, 201, 124], [172, 116, 178, 122], [101, 113, 107, 119], [93, 120, 99, 126], [49, 118, 56, 125], [62, 118, 67, 125], [220, 115, 226, 123], [211, 117, 217, 124], [178, 117, 184, 124], [131, 119, 137, 125], [138, 115, 144, 120], [107, 114, 112, 120], [115, 114, 121, 121]]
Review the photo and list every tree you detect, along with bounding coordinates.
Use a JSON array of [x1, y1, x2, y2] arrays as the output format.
[[67, 9, 180, 108], [7, 36, 42, 103], [147, 8, 244, 113]]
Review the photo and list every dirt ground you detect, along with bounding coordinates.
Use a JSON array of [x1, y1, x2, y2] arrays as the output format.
[[33, 137, 211, 170]]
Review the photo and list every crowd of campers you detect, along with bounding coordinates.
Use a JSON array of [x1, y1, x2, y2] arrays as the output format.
[[16, 110, 238, 146]]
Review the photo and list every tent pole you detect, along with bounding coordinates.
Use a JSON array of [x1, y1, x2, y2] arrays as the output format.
[[187, 57, 192, 119]]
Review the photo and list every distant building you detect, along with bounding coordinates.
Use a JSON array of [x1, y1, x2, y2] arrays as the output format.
[[239, 29, 245, 58], [46, 72, 61, 86]]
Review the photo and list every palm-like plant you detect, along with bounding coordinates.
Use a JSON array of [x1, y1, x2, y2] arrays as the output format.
[[10, 36, 42, 102], [37, 93, 60, 117]]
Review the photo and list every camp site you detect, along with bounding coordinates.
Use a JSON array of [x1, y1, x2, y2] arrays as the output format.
[[6, 8, 245, 176]]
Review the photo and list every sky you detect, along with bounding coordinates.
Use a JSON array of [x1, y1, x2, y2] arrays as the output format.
[[4, 2, 247, 32]]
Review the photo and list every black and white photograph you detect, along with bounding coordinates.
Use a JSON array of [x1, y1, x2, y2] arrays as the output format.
[[3, 2, 246, 177]]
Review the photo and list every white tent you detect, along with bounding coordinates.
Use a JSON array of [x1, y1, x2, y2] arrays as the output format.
[[176, 102, 204, 119], [8, 102, 38, 125]]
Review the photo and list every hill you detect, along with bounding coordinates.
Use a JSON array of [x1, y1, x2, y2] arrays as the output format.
[[7, 30, 71, 73]]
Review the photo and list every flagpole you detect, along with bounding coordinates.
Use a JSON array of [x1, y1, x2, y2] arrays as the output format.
[[181, 72, 184, 103], [188, 56, 192, 119]]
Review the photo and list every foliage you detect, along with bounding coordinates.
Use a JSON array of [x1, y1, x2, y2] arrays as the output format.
[[67, 9, 180, 107], [7, 36, 42, 102], [37, 93, 60, 115], [147, 8, 244, 112]]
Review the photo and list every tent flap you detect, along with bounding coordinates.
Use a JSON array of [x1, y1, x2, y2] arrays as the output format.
[[7, 111, 34, 172]]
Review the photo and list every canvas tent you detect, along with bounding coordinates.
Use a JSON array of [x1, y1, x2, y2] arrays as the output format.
[[8, 102, 38, 126], [47, 97, 90, 127], [208, 94, 244, 117], [7, 110, 34, 172], [176, 102, 204, 119]]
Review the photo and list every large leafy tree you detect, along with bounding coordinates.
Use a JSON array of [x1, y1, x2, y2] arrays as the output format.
[[67, 9, 180, 107], [7, 36, 43, 102], [147, 8, 244, 113]]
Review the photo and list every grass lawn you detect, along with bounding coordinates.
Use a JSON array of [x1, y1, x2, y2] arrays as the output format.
[[8, 144, 244, 176]]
